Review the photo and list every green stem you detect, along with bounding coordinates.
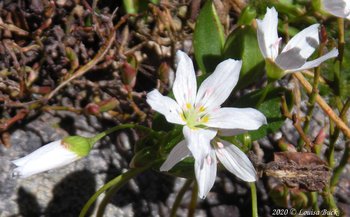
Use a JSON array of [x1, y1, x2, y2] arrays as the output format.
[[79, 166, 151, 217], [333, 18, 345, 97], [328, 98, 350, 167], [123, 0, 137, 14], [88, 123, 153, 146], [337, 18, 345, 64], [310, 192, 319, 211], [323, 186, 338, 212], [188, 181, 198, 217], [95, 161, 157, 217], [170, 179, 193, 217], [302, 67, 321, 135], [330, 141, 350, 189], [298, 42, 325, 150], [256, 82, 273, 108], [250, 182, 258, 217]]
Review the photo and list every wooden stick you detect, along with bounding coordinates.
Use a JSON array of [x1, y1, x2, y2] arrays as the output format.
[[293, 72, 350, 139]]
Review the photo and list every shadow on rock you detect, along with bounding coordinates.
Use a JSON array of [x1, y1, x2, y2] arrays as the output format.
[[17, 187, 41, 217], [45, 170, 96, 217], [104, 165, 174, 217]]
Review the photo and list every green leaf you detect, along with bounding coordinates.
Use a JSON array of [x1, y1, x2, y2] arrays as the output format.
[[163, 158, 195, 179], [231, 86, 293, 141], [237, 6, 257, 26], [223, 26, 265, 90], [193, 0, 225, 74]]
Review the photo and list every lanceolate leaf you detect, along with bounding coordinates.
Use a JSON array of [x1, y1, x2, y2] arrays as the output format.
[[193, 0, 225, 74]]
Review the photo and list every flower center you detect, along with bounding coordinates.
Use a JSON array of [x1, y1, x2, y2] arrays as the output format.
[[181, 103, 209, 128]]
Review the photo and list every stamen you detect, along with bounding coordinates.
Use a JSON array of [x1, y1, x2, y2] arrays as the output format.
[[201, 115, 209, 123], [198, 106, 206, 113]]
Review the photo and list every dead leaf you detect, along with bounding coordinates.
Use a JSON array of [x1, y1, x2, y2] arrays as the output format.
[[264, 152, 331, 191]]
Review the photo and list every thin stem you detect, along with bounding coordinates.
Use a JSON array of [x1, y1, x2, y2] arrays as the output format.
[[328, 98, 350, 167], [293, 72, 350, 139], [337, 18, 345, 64], [89, 123, 152, 146], [299, 40, 325, 149], [250, 182, 258, 217], [95, 161, 157, 217], [310, 192, 319, 211], [256, 82, 273, 108], [170, 179, 193, 217], [293, 114, 312, 151], [334, 18, 345, 97], [188, 181, 198, 217], [330, 141, 350, 189], [45, 15, 128, 100], [302, 66, 321, 136], [79, 166, 151, 217], [281, 95, 292, 119], [323, 186, 339, 212]]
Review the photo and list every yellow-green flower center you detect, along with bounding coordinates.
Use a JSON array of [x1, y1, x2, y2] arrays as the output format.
[[181, 103, 209, 129]]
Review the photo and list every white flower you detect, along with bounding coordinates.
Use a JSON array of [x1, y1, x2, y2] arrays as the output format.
[[322, 0, 350, 19], [12, 136, 92, 178], [147, 51, 267, 198], [256, 7, 338, 78]]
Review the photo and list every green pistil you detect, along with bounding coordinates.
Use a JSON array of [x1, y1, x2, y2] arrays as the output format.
[[182, 104, 209, 129]]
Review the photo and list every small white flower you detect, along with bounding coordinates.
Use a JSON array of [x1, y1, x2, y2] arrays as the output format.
[[12, 136, 92, 178], [322, 0, 350, 19], [256, 7, 338, 78], [147, 51, 267, 198]]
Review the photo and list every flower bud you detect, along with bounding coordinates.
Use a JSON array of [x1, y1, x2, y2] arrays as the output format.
[[121, 62, 137, 91], [84, 103, 100, 115]]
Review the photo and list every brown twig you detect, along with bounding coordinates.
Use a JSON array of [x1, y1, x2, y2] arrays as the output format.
[[293, 72, 350, 139], [292, 114, 312, 151], [45, 15, 128, 100], [0, 19, 29, 36], [0, 109, 28, 132], [281, 95, 292, 119]]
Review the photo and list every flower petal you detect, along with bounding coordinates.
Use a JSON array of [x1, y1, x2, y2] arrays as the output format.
[[322, 0, 350, 19], [285, 48, 339, 73], [12, 140, 63, 167], [215, 140, 256, 182], [256, 7, 280, 60], [195, 59, 242, 111], [146, 89, 185, 125], [12, 140, 79, 178], [195, 149, 217, 199], [281, 24, 320, 60], [160, 140, 191, 171], [172, 50, 197, 109], [275, 47, 306, 70], [205, 107, 267, 130], [183, 126, 217, 167]]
